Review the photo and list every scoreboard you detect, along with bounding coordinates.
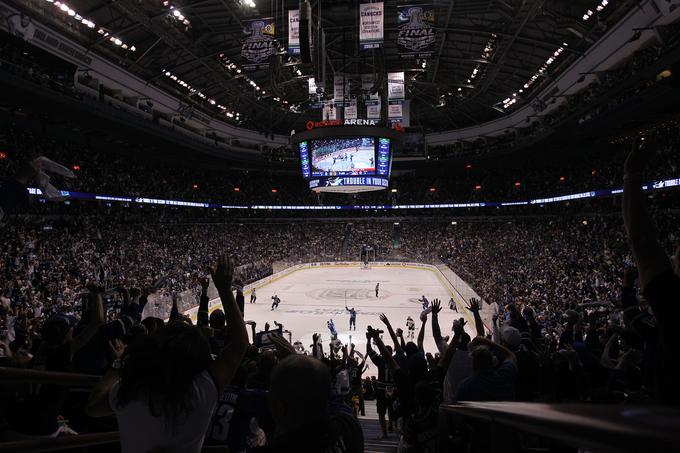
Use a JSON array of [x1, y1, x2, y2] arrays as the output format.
[[292, 124, 402, 193]]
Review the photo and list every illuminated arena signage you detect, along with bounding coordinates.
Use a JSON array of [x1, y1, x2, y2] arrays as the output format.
[[306, 119, 380, 130], [25, 177, 680, 210]]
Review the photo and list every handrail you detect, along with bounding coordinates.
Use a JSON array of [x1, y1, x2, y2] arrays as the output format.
[[440, 402, 680, 453], [0, 432, 119, 453], [0, 367, 100, 387]]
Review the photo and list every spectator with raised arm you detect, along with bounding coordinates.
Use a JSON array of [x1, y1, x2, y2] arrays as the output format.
[[623, 135, 680, 404], [85, 255, 248, 453], [455, 336, 517, 402]]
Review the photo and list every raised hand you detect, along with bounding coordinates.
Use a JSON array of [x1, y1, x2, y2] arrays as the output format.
[[200, 276, 210, 292], [453, 317, 467, 336], [466, 297, 480, 313], [431, 299, 442, 316], [379, 313, 391, 327], [109, 338, 126, 360], [366, 325, 379, 339], [395, 327, 403, 337], [270, 334, 296, 356], [210, 255, 234, 291], [624, 135, 652, 177]]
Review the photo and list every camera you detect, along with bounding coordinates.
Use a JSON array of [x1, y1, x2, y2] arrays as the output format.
[[367, 325, 384, 335]]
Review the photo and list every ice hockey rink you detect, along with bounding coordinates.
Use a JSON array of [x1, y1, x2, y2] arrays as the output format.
[[312, 146, 375, 173], [239, 264, 479, 365]]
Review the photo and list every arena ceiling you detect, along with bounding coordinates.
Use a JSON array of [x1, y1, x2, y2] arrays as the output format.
[[13, 0, 638, 135]]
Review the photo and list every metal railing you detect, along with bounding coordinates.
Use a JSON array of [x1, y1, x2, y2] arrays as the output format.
[[0, 367, 119, 452], [439, 402, 680, 453], [0, 432, 120, 453]]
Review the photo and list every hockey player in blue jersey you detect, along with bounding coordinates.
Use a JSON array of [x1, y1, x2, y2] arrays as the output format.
[[327, 319, 338, 339], [346, 305, 357, 330]]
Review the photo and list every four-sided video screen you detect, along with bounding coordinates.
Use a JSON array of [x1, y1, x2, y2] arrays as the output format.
[[299, 136, 391, 179]]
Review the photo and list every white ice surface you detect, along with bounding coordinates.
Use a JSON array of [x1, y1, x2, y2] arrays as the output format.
[[239, 265, 478, 374]]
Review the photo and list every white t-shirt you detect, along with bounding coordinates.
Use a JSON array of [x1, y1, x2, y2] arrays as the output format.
[[109, 371, 218, 453]]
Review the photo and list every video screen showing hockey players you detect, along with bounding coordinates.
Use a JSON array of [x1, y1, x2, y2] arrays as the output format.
[[310, 137, 376, 177]]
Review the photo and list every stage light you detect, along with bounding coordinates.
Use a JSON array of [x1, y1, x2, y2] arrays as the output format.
[[0, 152, 7, 159], [514, 181, 521, 187], [475, 185, 482, 190], [391, 188, 398, 193], [72, 164, 81, 171], [466, 163, 472, 169], [234, 187, 241, 192], [271, 189, 278, 193], [192, 184, 199, 189], [559, 176, 566, 181], [451, 221, 457, 225], [429, 187, 436, 192]]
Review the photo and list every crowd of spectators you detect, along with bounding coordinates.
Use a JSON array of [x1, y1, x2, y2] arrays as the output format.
[[0, 130, 678, 453]]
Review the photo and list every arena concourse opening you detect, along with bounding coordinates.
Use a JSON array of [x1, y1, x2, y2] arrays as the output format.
[[0, 1, 679, 452]]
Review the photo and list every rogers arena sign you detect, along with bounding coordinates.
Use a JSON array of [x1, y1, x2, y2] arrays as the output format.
[[306, 119, 380, 130]]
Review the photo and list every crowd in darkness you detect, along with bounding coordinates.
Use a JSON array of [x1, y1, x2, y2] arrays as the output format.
[[0, 134, 678, 451]]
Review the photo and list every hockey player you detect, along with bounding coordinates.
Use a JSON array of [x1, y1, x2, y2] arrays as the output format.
[[250, 288, 257, 304], [419, 295, 429, 310], [375, 282, 380, 298], [448, 297, 457, 312], [346, 305, 357, 330], [406, 316, 415, 339], [271, 294, 281, 311], [327, 319, 338, 339]]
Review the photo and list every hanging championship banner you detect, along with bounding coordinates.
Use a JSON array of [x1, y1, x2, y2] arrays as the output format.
[[362, 74, 380, 100], [388, 101, 403, 119], [308, 77, 318, 95], [359, 2, 384, 50], [397, 4, 435, 59], [242, 17, 277, 70], [367, 100, 381, 119], [333, 74, 349, 106], [323, 102, 337, 120], [387, 72, 405, 100], [288, 10, 300, 55], [344, 101, 358, 120]]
